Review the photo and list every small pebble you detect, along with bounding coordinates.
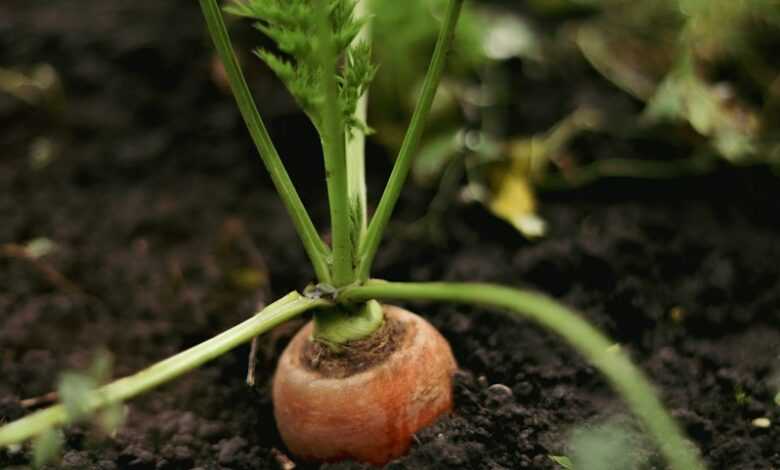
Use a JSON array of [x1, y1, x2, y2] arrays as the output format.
[[97, 460, 117, 470], [218, 436, 247, 464], [752, 417, 771, 428], [61, 450, 90, 469], [271, 447, 296, 470], [487, 383, 513, 400]]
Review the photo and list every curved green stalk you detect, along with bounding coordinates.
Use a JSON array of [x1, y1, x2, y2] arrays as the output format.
[[357, 0, 464, 281], [340, 280, 706, 470], [200, 0, 331, 283], [0, 292, 329, 446]]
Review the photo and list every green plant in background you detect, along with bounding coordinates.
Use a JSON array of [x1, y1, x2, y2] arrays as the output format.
[[367, 0, 486, 148], [577, 0, 780, 162], [367, 0, 554, 239], [0, 1, 705, 469], [362, 0, 780, 240], [510, 0, 780, 191]]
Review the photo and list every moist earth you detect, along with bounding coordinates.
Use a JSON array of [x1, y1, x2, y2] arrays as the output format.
[[2, 1, 779, 469]]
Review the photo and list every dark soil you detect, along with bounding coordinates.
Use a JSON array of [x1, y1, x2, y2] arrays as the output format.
[[2, 1, 779, 469]]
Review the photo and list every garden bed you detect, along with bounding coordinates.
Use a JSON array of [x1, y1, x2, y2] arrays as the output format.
[[2, 1, 779, 469]]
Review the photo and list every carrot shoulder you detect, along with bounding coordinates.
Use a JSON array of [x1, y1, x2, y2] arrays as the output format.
[[273, 305, 457, 465]]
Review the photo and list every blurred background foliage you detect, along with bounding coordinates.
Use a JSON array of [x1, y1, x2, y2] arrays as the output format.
[[366, 0, 780, 238], [89, 0, 780, 238], [3, 1, 778, 237]]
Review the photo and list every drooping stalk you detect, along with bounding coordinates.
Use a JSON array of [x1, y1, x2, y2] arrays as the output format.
[[346, 0, 371, 253], [0, 293, 329, 446], [314, 0, 353, 286], [340, 280, 706, 470], [200, 0, 332, 283], [357, 0, 464, 281]]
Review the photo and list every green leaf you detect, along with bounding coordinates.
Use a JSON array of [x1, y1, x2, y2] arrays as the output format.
[[32, 429, 62, 468], [341, 41, 377, 135], [549, 455, 575, 469], [227, 0, 375, 137], [643, 57, 759, 163], [774, 392, 780, 407]]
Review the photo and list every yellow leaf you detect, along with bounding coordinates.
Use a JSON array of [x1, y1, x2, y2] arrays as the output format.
[[487, 164, 546, 239]]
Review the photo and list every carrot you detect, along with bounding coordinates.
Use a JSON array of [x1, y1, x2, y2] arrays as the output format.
[[273, 305, 457, 465]]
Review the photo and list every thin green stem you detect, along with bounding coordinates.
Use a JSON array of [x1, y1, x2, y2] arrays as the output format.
[[340, 280, 706, 470], [536, 155, 718, 191], [356, 0, 464, 281], [346, 0, 370, 256], [0, 293, 329, 446], [314, 0, 353, 286], [200, 0, 331, 283]]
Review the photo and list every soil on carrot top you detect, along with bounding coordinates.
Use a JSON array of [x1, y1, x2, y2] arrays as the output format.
[[2, 1, 779, 469], [302, 315, 405, 378]]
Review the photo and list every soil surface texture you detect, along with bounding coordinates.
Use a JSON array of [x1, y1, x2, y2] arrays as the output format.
[[2, 1, 779, 469]]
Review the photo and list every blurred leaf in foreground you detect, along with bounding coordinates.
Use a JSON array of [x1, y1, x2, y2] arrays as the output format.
[[32, 429, 63, 468], [54, 351, 125, 442], [58, 371, 98, 423], [568, 421, 638, 470]]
